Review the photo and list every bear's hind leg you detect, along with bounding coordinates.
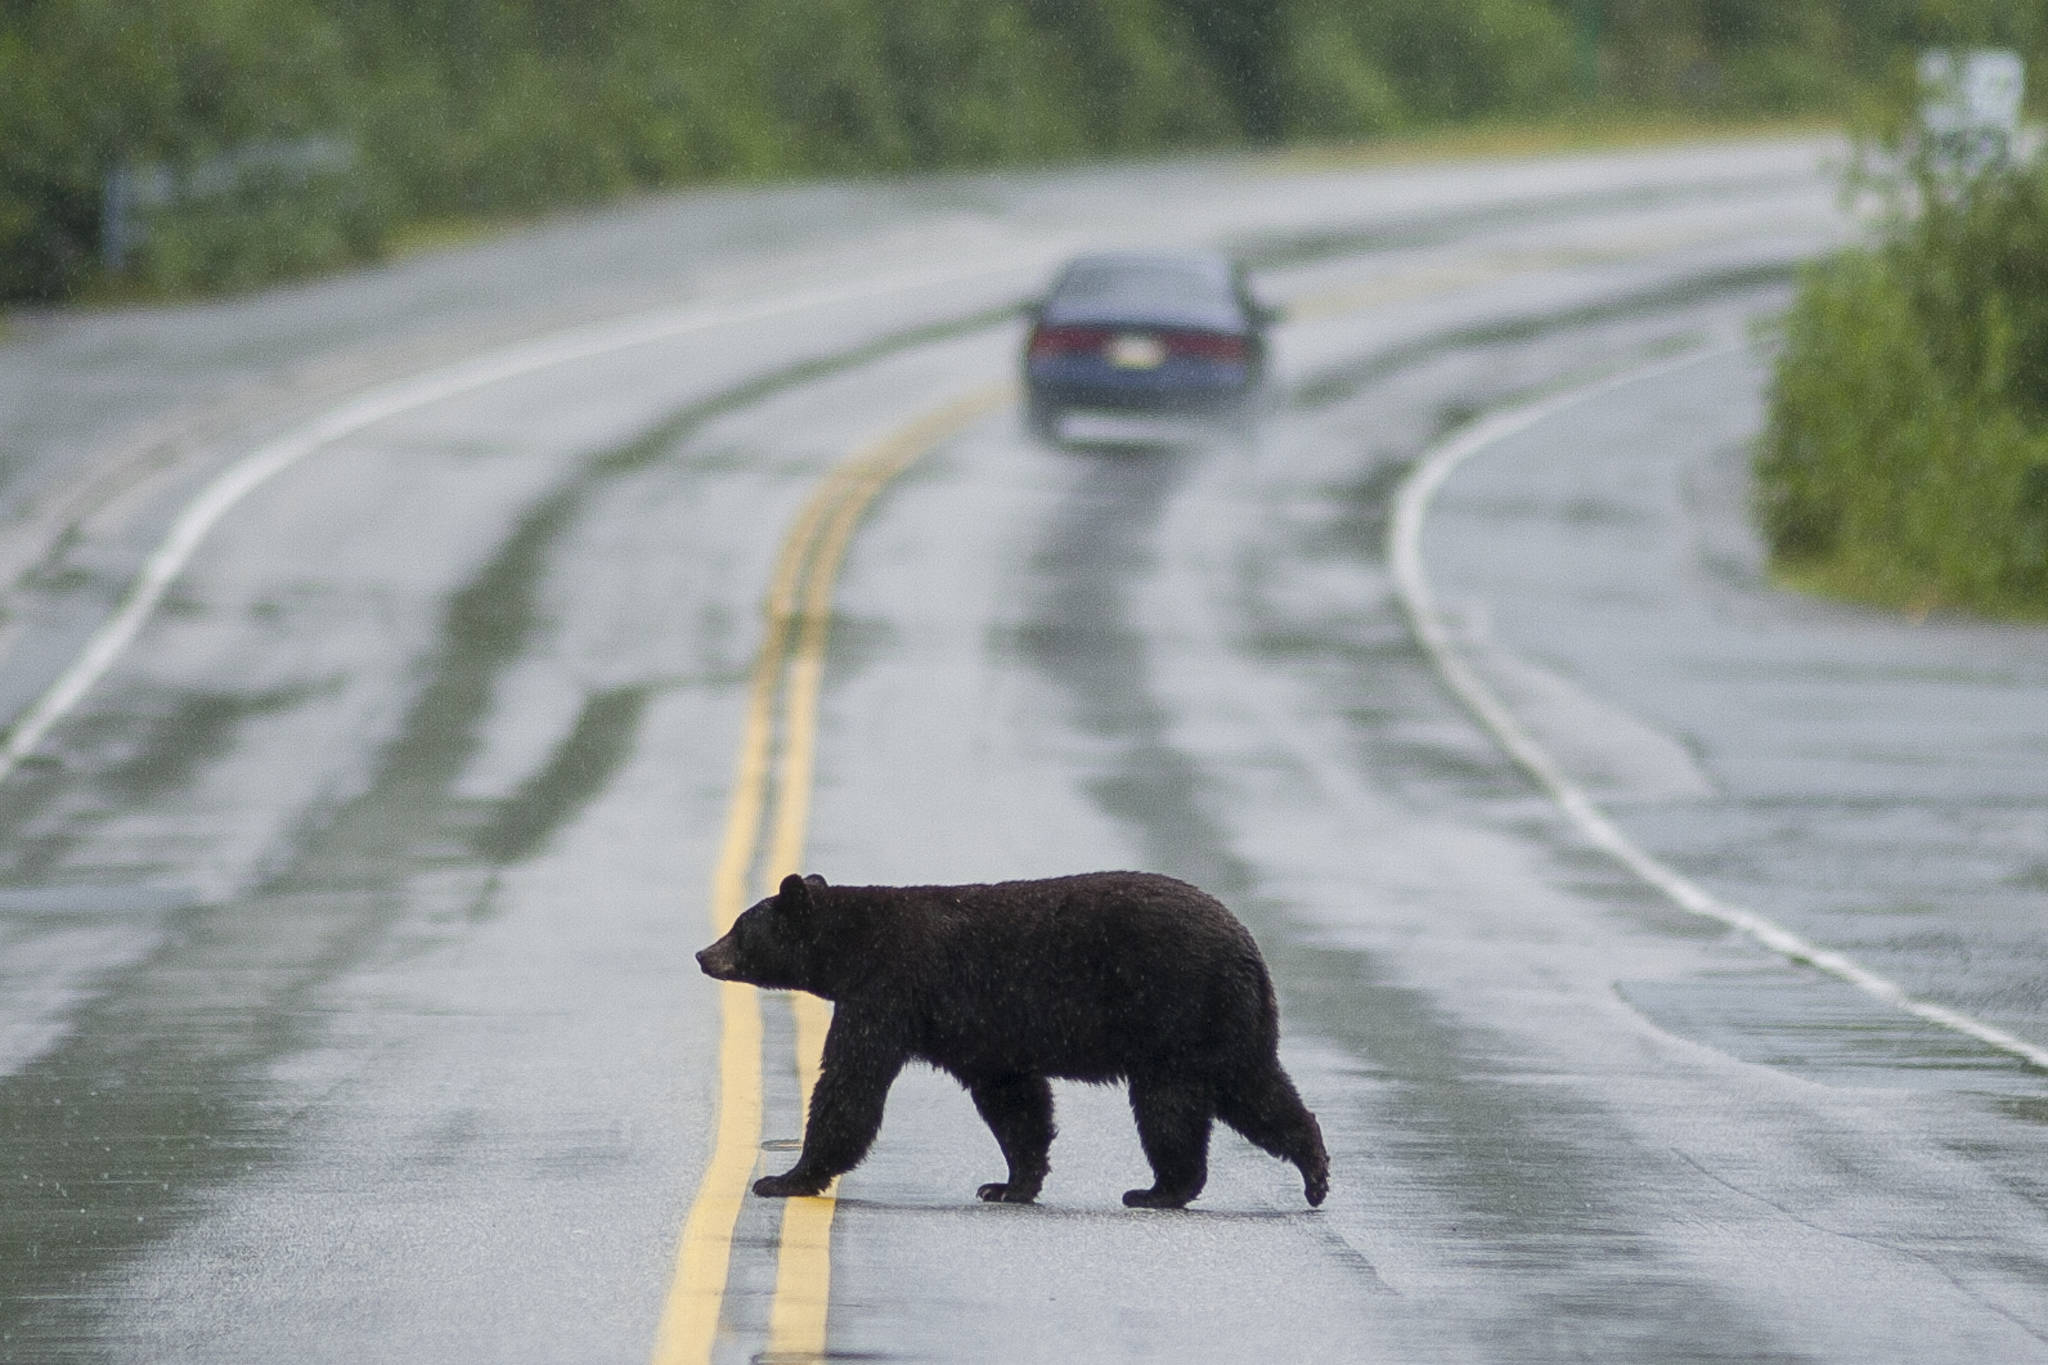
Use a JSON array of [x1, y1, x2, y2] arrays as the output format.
[[1215, 1061, 1329, 1207], [969, 1074, 1055, 1203], [1123, 1075, 1213, 1209]]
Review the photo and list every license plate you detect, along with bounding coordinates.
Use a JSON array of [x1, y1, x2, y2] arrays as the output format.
[[1106, 333, 1166, 370]]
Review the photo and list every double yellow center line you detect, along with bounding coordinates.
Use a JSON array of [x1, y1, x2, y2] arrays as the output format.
[[651, 385, 1013, 1365]]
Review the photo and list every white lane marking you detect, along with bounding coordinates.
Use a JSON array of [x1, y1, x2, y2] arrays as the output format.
[[0, 251, 1061, 787], [1388, 344, 2048, 1073]]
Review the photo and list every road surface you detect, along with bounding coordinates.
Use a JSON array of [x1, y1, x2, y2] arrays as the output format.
[[3, 135, 2046, 1363]]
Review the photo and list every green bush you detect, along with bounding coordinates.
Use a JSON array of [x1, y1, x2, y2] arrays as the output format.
[[1276, 0, 1574, 137], [1281, 11, 1405, 140], [0, 0, 387, 299], [1758, 158, 2048, 617], [1362, 0, 1577, 123], [130, 163, 391, 294]]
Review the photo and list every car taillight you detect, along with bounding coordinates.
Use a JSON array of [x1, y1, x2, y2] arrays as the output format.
[[1164, 330, 1247, 362], [1028, 325, 1110, 358]]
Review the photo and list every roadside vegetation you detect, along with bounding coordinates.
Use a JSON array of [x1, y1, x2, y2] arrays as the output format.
[[1758, 65, 2048, 619], [4, 1, 2041, 304]]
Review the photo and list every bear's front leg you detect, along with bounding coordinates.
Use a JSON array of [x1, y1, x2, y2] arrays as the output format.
[[752, 1169, 834, 1198], [754, 1015, 904, 1198]]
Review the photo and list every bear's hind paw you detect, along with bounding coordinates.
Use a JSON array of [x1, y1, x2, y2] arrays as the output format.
[[976, 1181, 1039, 1204]]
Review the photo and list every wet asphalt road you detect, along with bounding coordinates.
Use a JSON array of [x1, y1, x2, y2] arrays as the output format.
[[3, 136, 2046, 1362]]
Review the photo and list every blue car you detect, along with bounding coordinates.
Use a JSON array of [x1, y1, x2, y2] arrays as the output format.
[[1023, 250, 1273, 439]]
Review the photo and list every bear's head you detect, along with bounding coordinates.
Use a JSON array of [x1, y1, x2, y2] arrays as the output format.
[[696, 873, 830, 991]]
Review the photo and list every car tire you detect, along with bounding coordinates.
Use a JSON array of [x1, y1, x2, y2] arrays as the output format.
[[1217, 389, 1258, 441], [1025, 394, 1062, 442]]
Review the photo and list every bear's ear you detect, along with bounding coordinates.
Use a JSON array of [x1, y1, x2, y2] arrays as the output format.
[[776, 872, 815, 918], [803, 873, 828, 892]]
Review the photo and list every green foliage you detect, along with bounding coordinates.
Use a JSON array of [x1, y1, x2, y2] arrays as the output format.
[[1352, 0, 1576, 124], [1600, 0, 2047, 115], [1281, 11, 1404, 140], [1758, 158, 2048, 617], [134, 162, 391, 295], [0, 0, 384, 299], [1163, 0, 1290, 140], [6, 0, 2048, 303]]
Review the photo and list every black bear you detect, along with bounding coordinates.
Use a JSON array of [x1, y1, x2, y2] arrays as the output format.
[[695, 871, 1328, 1210]]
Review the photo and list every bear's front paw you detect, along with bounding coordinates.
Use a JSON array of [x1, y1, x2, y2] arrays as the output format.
[[1121, 1186, 1194, 1210], [976, 1181, 1038, 1204], [753, 1172, 826, 1198]]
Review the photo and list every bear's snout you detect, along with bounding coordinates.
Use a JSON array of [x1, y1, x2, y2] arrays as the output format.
[[696, 940, 737, 980]]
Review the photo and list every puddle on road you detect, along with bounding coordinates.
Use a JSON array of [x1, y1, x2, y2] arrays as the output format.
[[1616, 972, 2045, 1091], [1290, 265, 1786, 411], [0, 681, 333, 886], [1236, 171, 1823, 272], [97, 684, 338, 806], [469, 683, 652, 865]]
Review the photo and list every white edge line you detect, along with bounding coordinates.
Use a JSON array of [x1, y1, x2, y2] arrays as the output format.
[[0, 251, 1057, 786], [1388, 343, 2048, 1074]]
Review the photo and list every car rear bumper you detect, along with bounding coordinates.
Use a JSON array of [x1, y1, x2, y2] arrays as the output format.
[[1024, 359, 1255, 413]]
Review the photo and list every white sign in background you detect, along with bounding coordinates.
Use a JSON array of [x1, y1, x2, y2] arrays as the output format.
[[1918, 48, 2026, 170]]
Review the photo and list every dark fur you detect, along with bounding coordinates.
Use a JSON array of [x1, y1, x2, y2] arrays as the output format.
[[696, 871, 1328, 1210]]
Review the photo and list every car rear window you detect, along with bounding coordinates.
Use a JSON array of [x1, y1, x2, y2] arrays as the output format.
[[1043, 257, 1242, 330]]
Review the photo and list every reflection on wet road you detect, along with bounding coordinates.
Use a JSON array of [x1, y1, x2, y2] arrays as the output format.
[[2, 136, 2046, 1361]]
